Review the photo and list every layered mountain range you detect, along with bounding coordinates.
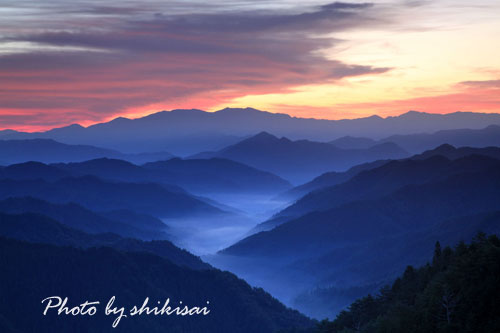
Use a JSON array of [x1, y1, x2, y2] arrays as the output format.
[[215, 146, 500, 318], [2, 108, 500, 155], [2, 108, 500, 328], [191, 131, 409, 183]]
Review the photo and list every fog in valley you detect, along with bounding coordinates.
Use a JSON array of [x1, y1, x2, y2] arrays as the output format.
[[162, 193, 289, 255]]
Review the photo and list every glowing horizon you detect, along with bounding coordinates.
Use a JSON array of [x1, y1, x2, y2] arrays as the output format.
[[1, 0, 499, 131]]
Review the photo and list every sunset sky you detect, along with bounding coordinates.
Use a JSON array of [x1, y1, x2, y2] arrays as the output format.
[[1, 0, 499, 131]]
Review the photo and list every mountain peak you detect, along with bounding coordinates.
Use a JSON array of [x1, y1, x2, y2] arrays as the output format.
[[135, 109, 205, 122], [433, 143, 457, 153], [109, 116, 130, 123], [6, 161, 49, 170], [46, 123, 85, 134], [397, 110, 429, 118], [77, 157, 136, 166], [218, 107, 262, 113], [169, 108, 205, 114], [411, 143, 458, 160], [66, 124, 84, 129], [0, 129, 19, 134], [248, 131, 279, 141], [215, 107, 271, 117]]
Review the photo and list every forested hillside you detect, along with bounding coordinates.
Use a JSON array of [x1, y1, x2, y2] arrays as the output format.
[[316, 234, 500, 332]]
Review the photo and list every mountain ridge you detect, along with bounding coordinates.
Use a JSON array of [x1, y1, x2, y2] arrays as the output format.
[[2, 108, 500, 155], [0, 138, 174, 165], [268, 154, 500, 227], [189, 131, 409, 183]]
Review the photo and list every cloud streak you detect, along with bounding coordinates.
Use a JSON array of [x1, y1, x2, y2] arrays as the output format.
[[0, 1, 392, 130]]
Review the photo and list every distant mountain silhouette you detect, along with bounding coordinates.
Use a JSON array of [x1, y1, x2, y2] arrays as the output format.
[[0, 138, 174, 165], [412, 143, 500, 160], [0, 176, 222, 218], [327, 125, 500, 155], [2, 108, 500, 156], [381, 125, 500, 153], [0, 197, 167, 240], [329, 136, 377, 149], [190, 132, 409, 184], [0, 236, 313, 332]]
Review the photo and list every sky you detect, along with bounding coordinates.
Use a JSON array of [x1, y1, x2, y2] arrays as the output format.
[[1, 0, 499, 131]]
